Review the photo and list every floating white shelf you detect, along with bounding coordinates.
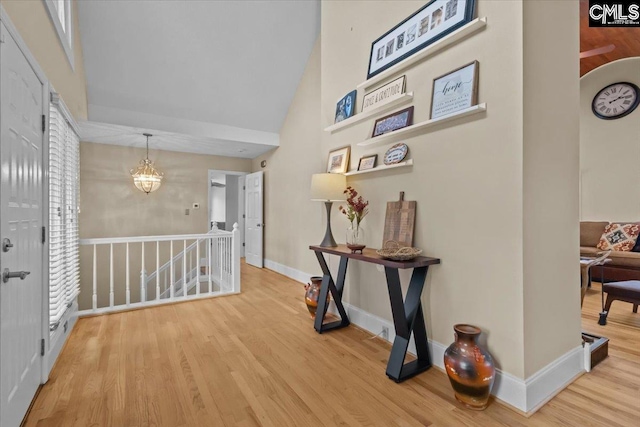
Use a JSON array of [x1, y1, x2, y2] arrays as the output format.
[[324, 93, 414, 133], [357, 103, 487, 147], [357, 17, 488, 92], [344, 159, 413, 177]]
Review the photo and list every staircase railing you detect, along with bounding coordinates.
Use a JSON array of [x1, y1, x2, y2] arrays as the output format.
[[78, 223, 240, 316]]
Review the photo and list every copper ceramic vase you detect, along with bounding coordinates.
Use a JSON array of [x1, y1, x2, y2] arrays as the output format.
[[443, 324, 495, 410], [304, 276, 329, 318]]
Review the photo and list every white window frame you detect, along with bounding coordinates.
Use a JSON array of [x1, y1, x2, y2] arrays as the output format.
[[43, 0, 74, 70]]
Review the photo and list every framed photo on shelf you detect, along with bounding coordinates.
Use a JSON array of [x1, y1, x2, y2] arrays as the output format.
[[372, 106, 414, 138], [430, 60, 479, 119], [362, 76, 406, 113], [358, 154, 378, 171], [335, 90, 357, 123], [327, 146, 351, 174], [366, 0, 476, 79]]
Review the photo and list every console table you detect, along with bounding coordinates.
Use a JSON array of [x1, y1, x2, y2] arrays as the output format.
[[309, 244, 440, 382]]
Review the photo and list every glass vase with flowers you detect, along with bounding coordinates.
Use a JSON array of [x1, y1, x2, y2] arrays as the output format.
[[339, 187, 369, 253]]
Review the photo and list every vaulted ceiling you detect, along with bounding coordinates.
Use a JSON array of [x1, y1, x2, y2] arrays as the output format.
[[77, 0, 320, 157], [580, 0, 640, 76]]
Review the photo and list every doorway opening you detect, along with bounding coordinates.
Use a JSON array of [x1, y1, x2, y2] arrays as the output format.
[[208, 170, 247, 257]]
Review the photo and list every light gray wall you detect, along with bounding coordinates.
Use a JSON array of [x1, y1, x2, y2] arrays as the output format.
[[225, 175, 239, 231]]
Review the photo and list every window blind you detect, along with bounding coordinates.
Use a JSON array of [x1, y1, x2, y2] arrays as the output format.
[[49, 94, 80, 329]]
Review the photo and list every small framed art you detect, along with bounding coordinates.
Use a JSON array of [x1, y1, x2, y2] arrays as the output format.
[[335, 90, 357, 123], [327, 146, 351, 174], [358, 155, 378, 171], [430, 60, 479, 119], [372, 106, 414, 138]]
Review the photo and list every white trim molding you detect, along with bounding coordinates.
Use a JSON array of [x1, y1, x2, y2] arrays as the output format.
[[264, 258, 585, 415], [42, 0, 75, 70]]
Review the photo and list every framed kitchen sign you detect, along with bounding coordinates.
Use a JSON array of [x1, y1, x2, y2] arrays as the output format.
[[366, 0, 476, 79], [430, 60, 479, 119], [362, 76, 406, 113]]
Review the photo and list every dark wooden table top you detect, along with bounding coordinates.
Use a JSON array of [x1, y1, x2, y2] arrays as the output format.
[[309, 244, 440, 269]]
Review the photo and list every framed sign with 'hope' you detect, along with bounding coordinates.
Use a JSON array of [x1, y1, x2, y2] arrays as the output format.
[[430, 60, 479, 120]]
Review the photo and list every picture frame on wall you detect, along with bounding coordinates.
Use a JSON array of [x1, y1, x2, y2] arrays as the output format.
[[372, 106, 414, 138], [327, 146, 351, 174], [362, 76, 406, 113], [358, 154, 378, 171], [366, 0, 477, 79], [430, 60, 479, 119], [335, 90, 357, 123]]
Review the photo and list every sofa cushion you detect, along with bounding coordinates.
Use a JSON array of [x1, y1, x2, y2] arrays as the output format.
[[581, 222, 609, 247], [597, 223, 640, 251]]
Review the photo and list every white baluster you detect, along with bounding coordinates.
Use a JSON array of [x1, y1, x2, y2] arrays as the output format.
[[92, 244, 97, 311], [156, 241, 160, 301], [183, 240, 187, 298], [170, 240, 174, 299], [126, 242, 130, 306], [109, 243, 114, 308], [208, 236, 212, 294], [141, 242, 146, 303], [233, 223, 241, 292], [196, 238, 201, 295]]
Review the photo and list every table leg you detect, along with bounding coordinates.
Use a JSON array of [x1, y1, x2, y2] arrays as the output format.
[[313, 251, 350, 333], [384, 266, 432, 382]]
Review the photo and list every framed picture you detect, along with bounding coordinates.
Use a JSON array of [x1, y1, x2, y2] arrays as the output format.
[[362, 76, 406, 113], [358, 155, 378, 171], [430, 60, 479, 119], [335, 90, 357, 123], [372, 106, 414, 138], [366, 0, 476, 79], [327, 146, 351, 174]]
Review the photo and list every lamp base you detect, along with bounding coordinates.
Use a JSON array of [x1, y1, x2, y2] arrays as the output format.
[[319, 201, 338, 247]]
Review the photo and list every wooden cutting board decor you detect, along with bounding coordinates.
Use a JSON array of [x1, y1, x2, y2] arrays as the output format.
[[382, 192, 416, 248]]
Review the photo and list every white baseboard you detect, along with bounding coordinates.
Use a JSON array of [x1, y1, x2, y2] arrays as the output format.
[[264, 259, 584, 415], [264, 258, 316, 284]]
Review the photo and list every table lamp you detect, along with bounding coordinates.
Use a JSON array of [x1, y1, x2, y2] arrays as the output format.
[[310, 173, 346, 247]]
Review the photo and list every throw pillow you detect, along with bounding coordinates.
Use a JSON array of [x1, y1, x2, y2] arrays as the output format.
[[597, 223, 640, 251]]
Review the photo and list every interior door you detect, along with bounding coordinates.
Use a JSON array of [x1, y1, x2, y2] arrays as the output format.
[[245, 171, 263, 268], [0, 21, 45, 427]]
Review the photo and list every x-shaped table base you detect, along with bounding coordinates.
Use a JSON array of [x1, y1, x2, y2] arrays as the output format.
[[311, 246, 438, 383]]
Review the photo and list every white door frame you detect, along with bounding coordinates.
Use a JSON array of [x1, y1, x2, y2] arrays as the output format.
[[244, 171, 263, 268], [1, 6, 51, 385], [207, 169, 247, 257]]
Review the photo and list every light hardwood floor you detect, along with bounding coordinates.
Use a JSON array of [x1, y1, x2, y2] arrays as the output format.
[[24, 264, 640, 426]]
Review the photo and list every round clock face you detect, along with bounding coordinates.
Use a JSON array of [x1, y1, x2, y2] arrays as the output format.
[[592, 82, 640, 120]]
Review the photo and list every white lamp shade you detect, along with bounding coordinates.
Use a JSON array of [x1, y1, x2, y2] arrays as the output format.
[[310, 173, 346, 201]]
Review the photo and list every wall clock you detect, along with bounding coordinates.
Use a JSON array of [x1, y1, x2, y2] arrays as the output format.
[[591, 82, 639, 120]]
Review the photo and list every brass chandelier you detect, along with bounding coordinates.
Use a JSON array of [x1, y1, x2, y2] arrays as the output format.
[[130, 133, 163, 194]]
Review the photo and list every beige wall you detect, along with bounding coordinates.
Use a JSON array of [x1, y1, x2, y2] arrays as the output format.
[[522, 0, 581, 377], [258, 0, 580, 381], [252, 40, 324, 276], [580, 57, 640, 221], [1, 0, 88, 120], [78, 142, 252, 310]]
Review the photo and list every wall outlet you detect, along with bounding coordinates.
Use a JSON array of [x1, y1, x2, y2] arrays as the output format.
[[381, 326, 389, 341], [193, 203, 200, 209]]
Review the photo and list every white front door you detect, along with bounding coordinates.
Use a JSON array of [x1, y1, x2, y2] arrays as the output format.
[[0, 21, 45, 427], [245, 171, 263, 268]]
